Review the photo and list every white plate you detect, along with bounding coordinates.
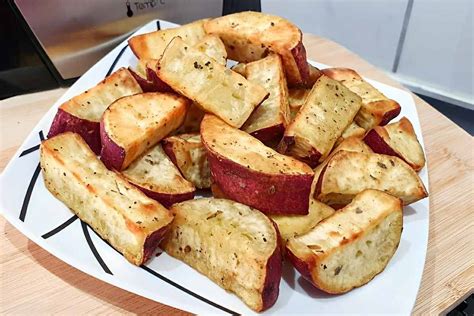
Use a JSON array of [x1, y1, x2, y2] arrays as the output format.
[[0, 19, 429, 315]]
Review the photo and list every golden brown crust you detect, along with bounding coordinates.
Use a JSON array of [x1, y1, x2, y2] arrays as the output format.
[[204, 12, 309, 86], [156, 37, 268, 128], [121, 144, 195, 207], [100, 92, 188, 171], [364, 117, 426, 171], [162, 198, 281, 311], [315, 150, 428, 205], [128, 19, 208, 59], [279, 75, 362, 167], [242, 54, 291, 143], [41, 133, 173, 266], [286, 189, 403, 294], [201, 115, 314, 215], [321, 68, 401, 129]]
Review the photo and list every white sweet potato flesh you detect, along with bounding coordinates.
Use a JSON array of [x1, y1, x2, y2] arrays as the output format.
[[287, 189, 402, 294], [231, 63, 247, 76], [121, 144, 195, 207], [242, 54, 290, 142], [315, 150, 427, 206], [40, 133, 173, 266], [156, 37, 268, 128], [162, 198, 282, 312], [162, 133, 211, 189], [322, 68, 401, 129], [100, 92, 188, 171], [364, 117, 425, 171], [128, 19, 208, 59], [193, 34, 227, 66], [279, 75, 362, 167], [270, 180, 335, 243], [48, 68, 142, 154], [314, 136, 373, 183], [335, 121, 366, 146], [204, 12, 309, 86], [201, 115, 314, 215], [288, 88, 310, 120]]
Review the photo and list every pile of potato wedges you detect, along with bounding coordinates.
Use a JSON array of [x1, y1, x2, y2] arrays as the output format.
[[41, 12, 427, 312]]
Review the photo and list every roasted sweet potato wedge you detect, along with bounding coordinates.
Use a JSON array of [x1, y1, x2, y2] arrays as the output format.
[[315, 150, 428, 206], [122, 144, 195, 207], [128, 19, 208, 59], [279, 75, 362, 167], [162, 198, 282, 312], [242, 54, 291, 143], [40, 133, 173, 265], [100, 92, 189, 171], [322, 68, 401, 129], [335, 121, 366, 146], [204, 12, 309, 87], [48, 68, 142, 154], [155, 37, 268, 128], [364, 117, 425, 171], [201, 115, 314, 215], [162, 133, 211, 189], [287, 189, 402, 294]]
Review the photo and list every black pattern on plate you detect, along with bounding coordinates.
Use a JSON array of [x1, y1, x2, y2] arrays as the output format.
[[19, 131, 45, 221], [106, 44, 129, 77], [81, 221, 113, 275], [42, 215, 78, 239], [141, 265, 240, 315]]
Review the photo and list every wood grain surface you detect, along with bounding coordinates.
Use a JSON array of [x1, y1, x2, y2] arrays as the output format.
[[1, 34, 473, 315]]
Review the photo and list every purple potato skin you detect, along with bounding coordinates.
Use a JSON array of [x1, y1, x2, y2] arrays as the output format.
[[131, 182, 195, 209], [289, 40, 310, 87], [99, 119, 126, 171], [48, 108, 101, 154], [277, 135, 322, 169], [259, 220, 282, 311], [249, 124, 285, 146], [128, 67, 159, 92], [204, 144, 313, 215]]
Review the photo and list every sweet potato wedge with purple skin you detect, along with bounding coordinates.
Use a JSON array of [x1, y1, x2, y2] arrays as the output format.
[[162, 198, 282, 312], [364, 117, 426, 171], [204, 12, 309, 87], [40, 132, 173, 266], [100, 92, 189, 171], [306, 63, 323, 88], [128, 19, 208, 59], [286, 189, 402, 294], [315, 150, 428, 206], [322, 68, 401, 129], [201, 115, 314, 215], [162, 133, 211, 189], [48, 68, 142, 154], [242, 54, 291, 144], [121, 144, 195, 208], [278, 75, 362, 167], [128, 67, 158, 92], [155, 37, 268, 128]]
